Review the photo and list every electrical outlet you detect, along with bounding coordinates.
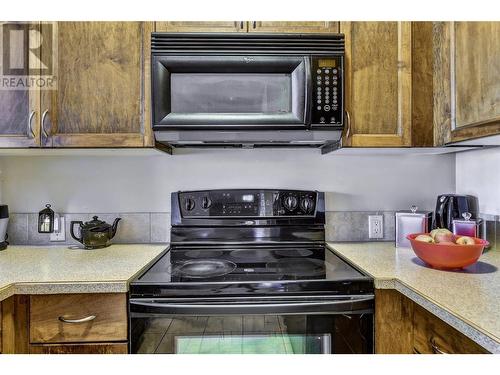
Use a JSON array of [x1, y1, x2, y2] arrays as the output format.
[[50, 216, 66, 242], [368, 215, 384, 239]]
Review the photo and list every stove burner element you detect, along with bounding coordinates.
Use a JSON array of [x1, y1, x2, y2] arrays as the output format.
[[273, 249, 314, 258], [268, 258, 326, 278], [184, 250, 224, 259], [175, 259, 237, 278]]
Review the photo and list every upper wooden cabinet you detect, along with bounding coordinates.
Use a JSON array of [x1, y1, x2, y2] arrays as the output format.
[[0, 22, 41, 147], [40, 22, 153, 148], [341, 22, 413, 147], [434, 22, 500, 145], [249, 21, 339, 33], [155, 21, 339, 34], [156, 21, 246, 32]]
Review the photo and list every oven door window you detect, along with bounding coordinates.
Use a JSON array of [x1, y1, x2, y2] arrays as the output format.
[[131, 314, 372, 354], [152, 56, 307, 129]]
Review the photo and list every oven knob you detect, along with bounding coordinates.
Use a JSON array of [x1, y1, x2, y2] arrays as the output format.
[[283, 195, 298, 211], [202, 196, 212, 210], [184, 198, 195, 211], [300, 197, 315, 214]]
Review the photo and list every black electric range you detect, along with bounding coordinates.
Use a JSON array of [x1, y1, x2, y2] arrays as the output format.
[[129, 189, 374, 354]]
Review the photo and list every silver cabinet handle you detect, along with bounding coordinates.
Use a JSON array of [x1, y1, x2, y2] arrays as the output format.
[[430, 338, 448, 354], [58, 315, 96, 324], [27, 110, 36, 138], [41, 109, 50, 138], [344, 110, 351, 139]]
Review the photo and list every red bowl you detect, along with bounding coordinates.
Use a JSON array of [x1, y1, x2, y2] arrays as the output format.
[[406, 233, 489, 270]]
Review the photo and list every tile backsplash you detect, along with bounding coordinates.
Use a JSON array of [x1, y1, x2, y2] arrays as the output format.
[[6, 211, 499, 250]]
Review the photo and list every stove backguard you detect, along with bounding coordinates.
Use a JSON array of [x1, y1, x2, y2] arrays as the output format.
[[170, 189, 325, 245]]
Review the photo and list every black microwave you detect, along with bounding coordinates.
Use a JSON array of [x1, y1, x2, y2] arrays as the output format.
[[151, 33, 345, 153]]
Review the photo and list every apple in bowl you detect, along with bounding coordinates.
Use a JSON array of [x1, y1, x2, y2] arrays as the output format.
[[407, 230, 489, 270]]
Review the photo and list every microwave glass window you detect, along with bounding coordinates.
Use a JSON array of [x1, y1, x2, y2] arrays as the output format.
[[170, 73, 292, 113]]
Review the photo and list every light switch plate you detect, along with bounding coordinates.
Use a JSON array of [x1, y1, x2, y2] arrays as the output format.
[[368, 215, 384, 239], [50, 216, 66, 241]]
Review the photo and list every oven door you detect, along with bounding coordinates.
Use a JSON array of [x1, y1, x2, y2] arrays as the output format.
[[152, 55, 309, 130], [129, 295, 373, 354]]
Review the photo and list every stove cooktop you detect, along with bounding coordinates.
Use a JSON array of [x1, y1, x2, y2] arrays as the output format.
[[130, 244, 374, 298]]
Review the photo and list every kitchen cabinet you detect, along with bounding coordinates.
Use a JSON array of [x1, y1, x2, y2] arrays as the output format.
[[375, 289, 414, 353], [30, 293, 127, 343], [434, 22, 500, 145], [248, 21, 339, 33], [156, 21, 339, 34], [375, 289, 488, 354], [1, 293, 128, 354], [0, 22, 41, 148], [40, 22, 154, 148], [341, 22, 413, 147], [156, 21, 247, 32]]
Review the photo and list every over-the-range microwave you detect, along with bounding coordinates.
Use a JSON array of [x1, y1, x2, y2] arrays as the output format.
[[151, 33, 345, 154]]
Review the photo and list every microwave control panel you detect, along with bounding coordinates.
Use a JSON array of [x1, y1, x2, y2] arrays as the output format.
[[310, 56, 343, 128]]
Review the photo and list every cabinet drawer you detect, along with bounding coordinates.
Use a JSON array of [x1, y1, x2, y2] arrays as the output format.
[[30, 293, 127, 344], [413, 305, 487, 354], [30, 342, 127, 354]]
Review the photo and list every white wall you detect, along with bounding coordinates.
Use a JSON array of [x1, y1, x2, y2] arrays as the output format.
[[456, 147, 500, 215], [0, 149, 456, 213]]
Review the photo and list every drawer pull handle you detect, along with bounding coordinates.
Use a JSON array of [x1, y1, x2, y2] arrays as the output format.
[[430, 338, 448, 354], [58, 315, 96, 324]]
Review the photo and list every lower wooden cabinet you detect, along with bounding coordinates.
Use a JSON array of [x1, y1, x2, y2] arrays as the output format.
[[30, 343, 128, 354], [375, 289, 489, 354], [1, 293, 128, 354], [30, 293, 127, 343], [413, 304, 487, 354]]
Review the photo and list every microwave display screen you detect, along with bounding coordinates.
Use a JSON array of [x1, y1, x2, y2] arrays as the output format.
[[318, 59, 336, 68], [170, 73, 292, 114]]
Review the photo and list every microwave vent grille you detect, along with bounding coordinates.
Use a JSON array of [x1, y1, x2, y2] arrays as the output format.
[[152, 33, 345, 55]]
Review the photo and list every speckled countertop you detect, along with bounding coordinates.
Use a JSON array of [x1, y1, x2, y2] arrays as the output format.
[[0, 244, 168, 302], [327, 242, 500, 353]]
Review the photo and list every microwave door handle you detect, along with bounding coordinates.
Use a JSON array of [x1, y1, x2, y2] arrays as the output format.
[[130, 296, 374, 316], [304, 56, 312, 126]]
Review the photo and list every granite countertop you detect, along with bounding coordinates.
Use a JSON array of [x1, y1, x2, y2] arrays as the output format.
[[0, 244, 168, 301], [327, 242, 500, 353]]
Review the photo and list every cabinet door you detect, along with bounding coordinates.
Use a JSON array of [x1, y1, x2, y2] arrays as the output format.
[[0, 22, 40, 147], [413, 304, 487, 354], [40, 22, 153, 148], [156, 21, 246, 32], [342, 22, 412, 147], [434, 22, 500, 144], [249, 21, 339, 33]]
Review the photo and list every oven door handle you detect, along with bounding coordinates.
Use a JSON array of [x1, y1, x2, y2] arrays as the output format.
[[130, 296, 374, 316]]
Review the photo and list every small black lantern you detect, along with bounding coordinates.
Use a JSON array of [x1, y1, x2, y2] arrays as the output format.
[[38, 204, 55, 233]]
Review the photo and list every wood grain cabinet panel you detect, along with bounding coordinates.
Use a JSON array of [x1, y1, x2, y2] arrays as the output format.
[[249, 21, 339, 33], [375, 289, 414, 354], [413, 304, 488, 354], [0, 22, 41, 148], [30, 343, 128, 354], [40, 22, 153, 148], [434, 21, 500, 144], [30, 293, 127, 344], [156, 21, 246, 32], [341, 22, 412, 147]]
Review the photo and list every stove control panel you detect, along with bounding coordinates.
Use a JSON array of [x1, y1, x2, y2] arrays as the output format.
[[177, 189, 318, 218]]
